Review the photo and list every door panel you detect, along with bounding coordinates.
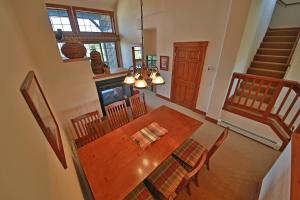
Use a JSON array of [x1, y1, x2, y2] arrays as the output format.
[[171, 42, 208, 109]]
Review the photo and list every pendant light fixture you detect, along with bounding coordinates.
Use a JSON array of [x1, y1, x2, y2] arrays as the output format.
[[123, 67, 135, 85], [134, 75, 148, 88], [152, 72, 165, 85], [123, 0, 165, 88]]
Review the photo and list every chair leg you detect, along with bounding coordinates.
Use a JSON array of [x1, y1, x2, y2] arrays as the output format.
[[194, 172, 199, 187], [186, 182, 191, 196], [206, 160, 210, 171]]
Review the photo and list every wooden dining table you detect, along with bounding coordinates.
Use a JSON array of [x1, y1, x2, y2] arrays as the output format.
[[77, 105, 202, 200]]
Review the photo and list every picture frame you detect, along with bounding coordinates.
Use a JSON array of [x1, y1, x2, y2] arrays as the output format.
[[20, 71, 67, 169], [160, 56, 169, 71]]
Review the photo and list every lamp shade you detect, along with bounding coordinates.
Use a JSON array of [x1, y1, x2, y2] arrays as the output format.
[[149, 71, 157, 80], [124, 75, 135, 85], [134, 76, 148, 88], [152, 72, 165, 85]]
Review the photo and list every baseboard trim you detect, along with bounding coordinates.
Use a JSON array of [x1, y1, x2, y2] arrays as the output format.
[[205, 116, 218, 124], [156, 94, 171, 102], [219, 120, 281, 150], [193, 108, 206, 116]]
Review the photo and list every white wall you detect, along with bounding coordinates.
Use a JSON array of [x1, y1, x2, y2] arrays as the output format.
[[285, 40, 300, 82], [221, 111, 282, 149], [259, 142, 291, 200], [0, 1, 84, 199], [234, 0, 277, 73], [15, 0, 116, 136], [206, 0, 252, 119], [270, 3, 300, 28], [117, 0, 234, 112]]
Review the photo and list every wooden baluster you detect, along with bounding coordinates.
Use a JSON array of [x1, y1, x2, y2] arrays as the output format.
[[264, 81, 283, 119], [225, 74, 236, 103], [238, 78, 248, 105], [251, 79, 262, 109], [258, 81, 272, 111], [276, 87, 292, 116], [244, 79, 255, 107], [232, 79, 241, 104], [288, 109, 300, 130], [283, 94, 299, 121]]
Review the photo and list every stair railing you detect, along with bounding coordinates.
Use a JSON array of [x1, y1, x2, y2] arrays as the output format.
[[272, 80, 300, 135], [225, 73, 283, 118], [224, 73, 299, 137]]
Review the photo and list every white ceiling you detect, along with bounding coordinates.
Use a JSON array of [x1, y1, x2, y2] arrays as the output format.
[[281, 0, 300, 4]]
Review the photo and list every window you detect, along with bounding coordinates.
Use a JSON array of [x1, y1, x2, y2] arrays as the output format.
[[133, 47, 142, 60], [147, 55, 157, 67], [84, 42, 118, 68], [46, 4, 120, 68], [48, 8, 72, 32], [75, 11, 113, 33]]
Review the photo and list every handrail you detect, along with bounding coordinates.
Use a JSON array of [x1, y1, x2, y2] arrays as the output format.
[[224, 73, 300, 148], [286, 31, 300, 67]]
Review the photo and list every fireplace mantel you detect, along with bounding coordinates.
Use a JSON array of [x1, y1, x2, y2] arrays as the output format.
[[93, 67, 128, 82]]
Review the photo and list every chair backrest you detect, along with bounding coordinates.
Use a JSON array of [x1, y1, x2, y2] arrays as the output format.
[[71, 110, 105, 148], [105, 100, 130, 130], [176, 150, 208, 194], [207, 127, 229, 160], [129, 93, 147, 119]]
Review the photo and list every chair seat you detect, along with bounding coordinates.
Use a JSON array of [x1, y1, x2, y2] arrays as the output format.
[[124, 183, 154, 200], [147, 156, 187, 199], [173, 139, 206, 168]]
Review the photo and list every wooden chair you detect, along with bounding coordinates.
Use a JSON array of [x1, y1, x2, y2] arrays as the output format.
[[124, 182, 154, 200], [206, 127, 229, 170], [129, 93, 147, 119], [105, 100, 130, 130], [71, 110, 105, 148], [147, 151, 207, 199], [173, 127, 229, 172]]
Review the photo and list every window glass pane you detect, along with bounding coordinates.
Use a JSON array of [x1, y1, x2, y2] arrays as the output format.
[[83, 42, 118, 69], [47, 8, 72, 32], [101, 42, 118, 68], [84, 43, 102, 57], [133, 46, 142, 60], [147, 55, 157, 67], [75, 11, 113, 33]]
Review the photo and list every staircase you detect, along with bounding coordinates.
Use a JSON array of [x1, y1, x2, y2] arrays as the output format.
[[247, 27, 300, 79]]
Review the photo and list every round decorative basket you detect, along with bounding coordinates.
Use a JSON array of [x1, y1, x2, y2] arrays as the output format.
[[61, 41, 87, 59]]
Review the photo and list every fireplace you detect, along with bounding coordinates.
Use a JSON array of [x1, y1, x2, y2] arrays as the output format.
[[95, 76, 133, 115]]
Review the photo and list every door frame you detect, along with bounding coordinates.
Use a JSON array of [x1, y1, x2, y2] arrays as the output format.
[[170, 41, 208, 110]]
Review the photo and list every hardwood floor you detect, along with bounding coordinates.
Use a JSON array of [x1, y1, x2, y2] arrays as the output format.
[[143, 91, 280, 200]]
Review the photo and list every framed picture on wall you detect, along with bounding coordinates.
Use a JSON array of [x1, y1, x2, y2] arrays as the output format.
[[160, 56, 169, 71], [20, 71, 67, 169]]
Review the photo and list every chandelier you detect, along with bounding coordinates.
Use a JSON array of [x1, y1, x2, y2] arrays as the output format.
[[124, 0, 165, 88]]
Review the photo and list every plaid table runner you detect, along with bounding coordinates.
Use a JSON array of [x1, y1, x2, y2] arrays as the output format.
[[131, 122, 168, 149]]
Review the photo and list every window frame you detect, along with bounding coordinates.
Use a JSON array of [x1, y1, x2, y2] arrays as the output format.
[[82, 41, 121, 69], [72, 6, 116, 35], [46, 4, 121, 68]]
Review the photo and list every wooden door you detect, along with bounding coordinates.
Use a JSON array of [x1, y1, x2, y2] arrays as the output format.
[[171, 42, 208, 109]]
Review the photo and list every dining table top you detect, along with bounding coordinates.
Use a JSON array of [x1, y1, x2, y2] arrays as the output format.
[[77, 105, 203, 200]]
